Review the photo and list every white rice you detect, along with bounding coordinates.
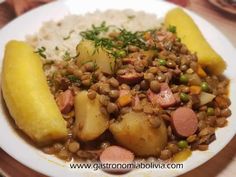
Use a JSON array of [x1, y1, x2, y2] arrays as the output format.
[[26, 9, 162, 61]]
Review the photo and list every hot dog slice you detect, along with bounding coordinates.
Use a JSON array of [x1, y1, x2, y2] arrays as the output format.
[[147, 83, 176, 108], [100, 145, 134, 164], [56, 89, 74, 114], [171, 107, 198, 137], [117, 71, 143, 85]]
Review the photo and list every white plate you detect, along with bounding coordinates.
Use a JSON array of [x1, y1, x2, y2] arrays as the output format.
[[0, 0, 235, 177]]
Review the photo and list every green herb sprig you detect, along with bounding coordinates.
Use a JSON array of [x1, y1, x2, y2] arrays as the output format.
[[34, 47, 47, 59]]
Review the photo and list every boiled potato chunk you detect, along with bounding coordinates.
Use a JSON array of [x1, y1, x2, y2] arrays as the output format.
[[74, 91, 109, 141], [164, 8, 226, 75], [76, 40, 115, 74], [109, 112, 167, 156], [1, 40, 67, 145]]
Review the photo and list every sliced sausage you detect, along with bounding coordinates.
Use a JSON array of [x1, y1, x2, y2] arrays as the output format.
[[56, 89, 74, 114], [100, 145, 134, 164], [100, 146, 134, 173], [147, 83, 176, 108], [117, 71, 143, 85], [171, 107, 198, 137]]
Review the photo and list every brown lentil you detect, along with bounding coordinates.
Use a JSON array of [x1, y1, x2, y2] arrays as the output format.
[[42, 147, 56, 154], [68, 142, 80, 153], [198, 120, 207, 130], [53, 143, 64, 152], [81, 79, 91, 87], [216, 117, 227, 127], [100, 141, 111, 149], [180, 64, 188, 71], [181, 86, 190, 93], [57, 149, 71, 161], [84, 62, 95, 72], [206, 116, 216, 127], [134, 62, 144, 72], [116, 69, 127, 75], [73, 69, 83, 78], [220, 108, 231, 117], [99, 83, 110, 94], [120, 84, 130, 90], [148, 67, 158, 74], [187, 134, 197, 143], [198, 144, 208, 151], [144, 72, 155, 81], [214, 107, 221, 117], [109, 77, 119, 88], [167, 143, 179, 154], [160, 149, 172, 160], [109, 90, 120, 99], [180, 45, 188, 54], [107, 102, 118, 114], [198, 127, 215, 137], [157, 73, 166, 82], [159, 66, 168, 72], [150, 80, 161, 93], [140, 80, 149, 90], [166, 60, 176, 68], [90, 83, 99, 91], [99, 95, 110, 106]]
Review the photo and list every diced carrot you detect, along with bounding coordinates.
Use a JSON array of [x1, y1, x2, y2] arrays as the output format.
[[117, 94, 132, 107], [197, 65, 207, 78], [190, 86, 201, 95]]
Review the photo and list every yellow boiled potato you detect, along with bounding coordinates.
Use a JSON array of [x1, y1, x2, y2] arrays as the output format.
[[73, 91, 109, 141], [1, 40, 67, 145], [76, 40, 115, 74], [109, 112, 167, 156], [164, 8, 226, 75]]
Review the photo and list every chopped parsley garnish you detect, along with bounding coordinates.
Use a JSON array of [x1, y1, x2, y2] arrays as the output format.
[[80, 21, 109, 41], [80, 22, 147, 59], [67, 75, 81, 83], [63, 51, 71, 61], [34, 47, 46, 59], [167, 25, 176, 33], [63, 51, 79, 61], [116, 29, 146, 49], [63, 30, 75, 40], [55, 46, 59, 50]]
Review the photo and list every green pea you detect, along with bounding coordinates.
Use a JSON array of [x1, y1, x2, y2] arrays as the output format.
[[116, 50, 126, 58], [201, 82, 209, 92], [158, 59, 167, 66], [179, 74, 188, 84], [207, 107, 215, 116], [180, 93, 189, 102], [178, 140, 188, 149]]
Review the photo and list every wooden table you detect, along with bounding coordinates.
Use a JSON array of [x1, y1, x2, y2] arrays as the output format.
[[0, 0, 235, 177]]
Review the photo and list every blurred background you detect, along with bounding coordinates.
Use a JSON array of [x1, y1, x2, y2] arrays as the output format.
[[0, 0, 235, 177]]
